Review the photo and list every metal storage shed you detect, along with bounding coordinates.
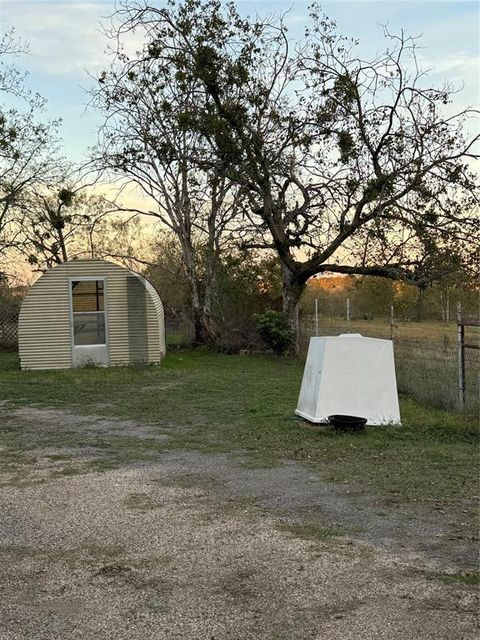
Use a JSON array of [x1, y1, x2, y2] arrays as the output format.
[[18, 259, 166, 369]]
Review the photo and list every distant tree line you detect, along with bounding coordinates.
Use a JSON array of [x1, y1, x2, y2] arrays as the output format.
[[302, 274, 479, 323]]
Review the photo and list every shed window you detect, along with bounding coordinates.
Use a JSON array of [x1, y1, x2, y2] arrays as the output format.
[[71, 280, 104, 312], [71, 280, 106, 345]]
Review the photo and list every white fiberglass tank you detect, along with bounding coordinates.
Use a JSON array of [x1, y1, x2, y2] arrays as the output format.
[[295, 334, 401, 425]]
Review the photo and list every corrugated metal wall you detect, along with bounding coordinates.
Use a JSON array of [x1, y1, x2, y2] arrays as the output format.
[[127, 275, 149, 364], [18, 259, 166, 370], [143, 277, 166, 363]]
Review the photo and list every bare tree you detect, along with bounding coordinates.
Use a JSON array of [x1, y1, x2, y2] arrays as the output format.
[[91, 9, 240, 344], [107, 1, 479, 335]]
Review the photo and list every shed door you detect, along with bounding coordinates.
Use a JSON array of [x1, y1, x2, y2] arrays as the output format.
[[70, 279, 108, 366]]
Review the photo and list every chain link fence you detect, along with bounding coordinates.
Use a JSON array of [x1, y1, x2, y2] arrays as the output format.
[[0, 308, 19, 350], [2, 302, 478, 413], [165, 315, 194, 347]]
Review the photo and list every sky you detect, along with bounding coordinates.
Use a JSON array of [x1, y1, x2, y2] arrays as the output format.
[[0, 0, 478, 163]]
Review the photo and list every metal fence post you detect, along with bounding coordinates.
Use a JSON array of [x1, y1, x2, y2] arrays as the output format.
[[346, 298, 351, 330], [315, 298, 319, 336], [456, 302, 465, 411], [390, 304, 395, 341]]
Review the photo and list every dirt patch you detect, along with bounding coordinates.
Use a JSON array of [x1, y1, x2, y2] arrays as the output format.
[[0, 405, 169, 482], [141, 382, 183, 391], [8, 406, 168, 441], [143, 451, 478, 571]]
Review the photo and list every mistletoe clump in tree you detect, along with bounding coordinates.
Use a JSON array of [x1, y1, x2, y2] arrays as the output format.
[[16, 179, 110, 271]]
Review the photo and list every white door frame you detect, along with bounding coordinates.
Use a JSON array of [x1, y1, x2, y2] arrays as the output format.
[[68, 276, 110, 367]]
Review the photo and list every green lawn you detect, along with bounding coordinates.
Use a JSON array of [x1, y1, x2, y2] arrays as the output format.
[[0, 349, 478, 513]]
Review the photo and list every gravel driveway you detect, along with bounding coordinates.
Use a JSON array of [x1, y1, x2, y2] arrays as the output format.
[[0, 406, 478, 639]]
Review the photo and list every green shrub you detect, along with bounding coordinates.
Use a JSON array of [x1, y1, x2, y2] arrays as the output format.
[[256, 310, 295, 355]]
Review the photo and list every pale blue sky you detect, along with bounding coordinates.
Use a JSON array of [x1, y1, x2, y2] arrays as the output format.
[[0, 0, 478, 162]]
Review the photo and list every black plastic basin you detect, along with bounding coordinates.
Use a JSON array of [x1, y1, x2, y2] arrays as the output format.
[[328, 414, 367, 432]]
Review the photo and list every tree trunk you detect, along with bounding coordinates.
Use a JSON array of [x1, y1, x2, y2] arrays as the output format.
[[192, 305, 214, 346], [182, 245, 217, 346], [282, 264, 307, 352], [414, 285, 427, 322], [181, 244, 205, 345], [189, 288, 216, 346]]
